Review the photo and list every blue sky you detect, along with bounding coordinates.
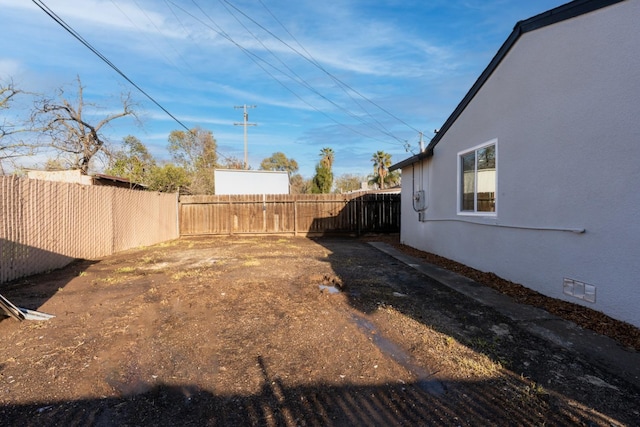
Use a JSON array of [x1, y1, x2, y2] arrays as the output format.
[[1, 0, 567, 178]]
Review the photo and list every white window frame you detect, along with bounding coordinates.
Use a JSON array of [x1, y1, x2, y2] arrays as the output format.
[[457, 139, 498, 216]]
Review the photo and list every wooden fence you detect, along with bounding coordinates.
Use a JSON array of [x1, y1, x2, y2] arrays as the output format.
[[1, 179, 398, 283], [179, 193, 400, 236], [0, 176, 179, 284]]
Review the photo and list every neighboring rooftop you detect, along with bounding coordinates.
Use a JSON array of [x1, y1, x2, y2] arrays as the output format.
[[27, 169, 146, 190]]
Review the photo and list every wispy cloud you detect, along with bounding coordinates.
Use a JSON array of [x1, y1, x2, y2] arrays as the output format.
[[1, 0, 568, 177], [0, 59, 22, 77], [2, 0, 181, 37]]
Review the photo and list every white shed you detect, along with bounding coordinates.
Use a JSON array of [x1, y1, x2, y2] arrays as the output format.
[[214, 169, 290, 195]]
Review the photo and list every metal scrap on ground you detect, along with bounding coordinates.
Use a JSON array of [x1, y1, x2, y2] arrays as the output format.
[[0, 293, 55, 321]]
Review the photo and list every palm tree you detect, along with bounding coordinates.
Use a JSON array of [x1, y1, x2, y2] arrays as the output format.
[[319, 147, 334, 170], [313, 147, 335, 193], [371, 150, 392, 189]]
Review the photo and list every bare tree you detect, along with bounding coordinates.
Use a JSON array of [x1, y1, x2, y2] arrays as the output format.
[[222, 156, 245, 170], [0, 79, 33, 174], [334, 173, 367, 193], [290, 173, 311, 194], [0, 81, 20, 138], [32, 76, 136, 174]]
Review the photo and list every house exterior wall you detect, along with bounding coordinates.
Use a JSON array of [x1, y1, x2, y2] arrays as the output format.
[[214, 169, 290, 195], [400, 1, 640, 327]]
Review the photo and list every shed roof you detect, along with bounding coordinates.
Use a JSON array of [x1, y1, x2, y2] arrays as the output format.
[[92, 173, 147, 190], [390, 0, 624, 171]]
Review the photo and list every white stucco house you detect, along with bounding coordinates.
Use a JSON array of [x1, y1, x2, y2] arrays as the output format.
[[391, 0, 640, 327]]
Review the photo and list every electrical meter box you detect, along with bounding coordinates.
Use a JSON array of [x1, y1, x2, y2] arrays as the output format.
[[413, 190, 427, 211]]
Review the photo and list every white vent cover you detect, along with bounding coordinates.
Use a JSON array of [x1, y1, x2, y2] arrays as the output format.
[[563, 278, 596, 303]]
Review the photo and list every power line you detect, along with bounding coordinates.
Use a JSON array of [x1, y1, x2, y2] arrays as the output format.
[[218, 0, 407, 147], [255, 0, 406, 143], [165, 0, 407, 147], [174, 1, 398, 147], [116, 0, 200, 75], [35, 0, 417, 165], [31, 0, 235, 165], [223, 0, 418, 147], [32, 0, 191, 132], [217, 0, 404, 146], [223, 0, 423, 136]]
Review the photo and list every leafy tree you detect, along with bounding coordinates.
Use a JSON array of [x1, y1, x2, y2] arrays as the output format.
[[146, 163, 190, 193], [168, 127, 218, 194], [260, 152, 299, 174], [31, 76, 136, 174], [370, 169, 400, 189], [334, 173, 367, 193], [370, 150, 392, 189], [387, 169, 401, 187], [105, 135, 155, 184], [311, 164, 332, 194]]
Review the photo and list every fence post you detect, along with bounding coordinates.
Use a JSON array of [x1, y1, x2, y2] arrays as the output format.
[[262, 194, 267, 233], [293, 199, 298, 236], [176, 192, 180, 237], [228, 196, 233, 235], [356, 196, 362, 237]]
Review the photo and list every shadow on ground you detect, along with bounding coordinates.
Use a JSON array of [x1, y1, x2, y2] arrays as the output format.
[[1, 236, 637, 426], [0, 258, 97, 324], [1, 355, 613, 426], [313, 237, 640, 426]]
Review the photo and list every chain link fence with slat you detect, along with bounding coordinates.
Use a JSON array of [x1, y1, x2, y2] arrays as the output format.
[[0, 176, 178, 284]]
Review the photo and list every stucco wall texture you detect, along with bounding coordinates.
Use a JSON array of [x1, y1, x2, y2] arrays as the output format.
[[400, 1, 640, 327]]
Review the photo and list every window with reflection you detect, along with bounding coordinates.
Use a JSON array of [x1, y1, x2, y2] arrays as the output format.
[[459, 141, 496, 214]]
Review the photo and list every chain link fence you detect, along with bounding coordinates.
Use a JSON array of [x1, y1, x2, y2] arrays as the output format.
[[0, 176, 178, 284]]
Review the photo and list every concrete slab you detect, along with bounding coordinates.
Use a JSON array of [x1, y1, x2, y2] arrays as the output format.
[[368, 241, 640, 389]]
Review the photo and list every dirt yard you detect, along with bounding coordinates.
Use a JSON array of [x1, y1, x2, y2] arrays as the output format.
[[1, 236, 638, 426]]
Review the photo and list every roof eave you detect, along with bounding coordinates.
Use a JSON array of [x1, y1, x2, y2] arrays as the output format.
[[390, 0, 625, 171], [390, 147, 433, 172]]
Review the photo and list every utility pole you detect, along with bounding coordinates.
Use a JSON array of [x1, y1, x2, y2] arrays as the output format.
[[234, 105, 257, 169]]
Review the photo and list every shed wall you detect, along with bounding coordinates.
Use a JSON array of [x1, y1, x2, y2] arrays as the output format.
[[215, 170, 289, 195]]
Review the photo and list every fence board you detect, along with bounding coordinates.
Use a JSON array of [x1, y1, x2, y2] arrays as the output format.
[[179, 193, 400, 236]]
